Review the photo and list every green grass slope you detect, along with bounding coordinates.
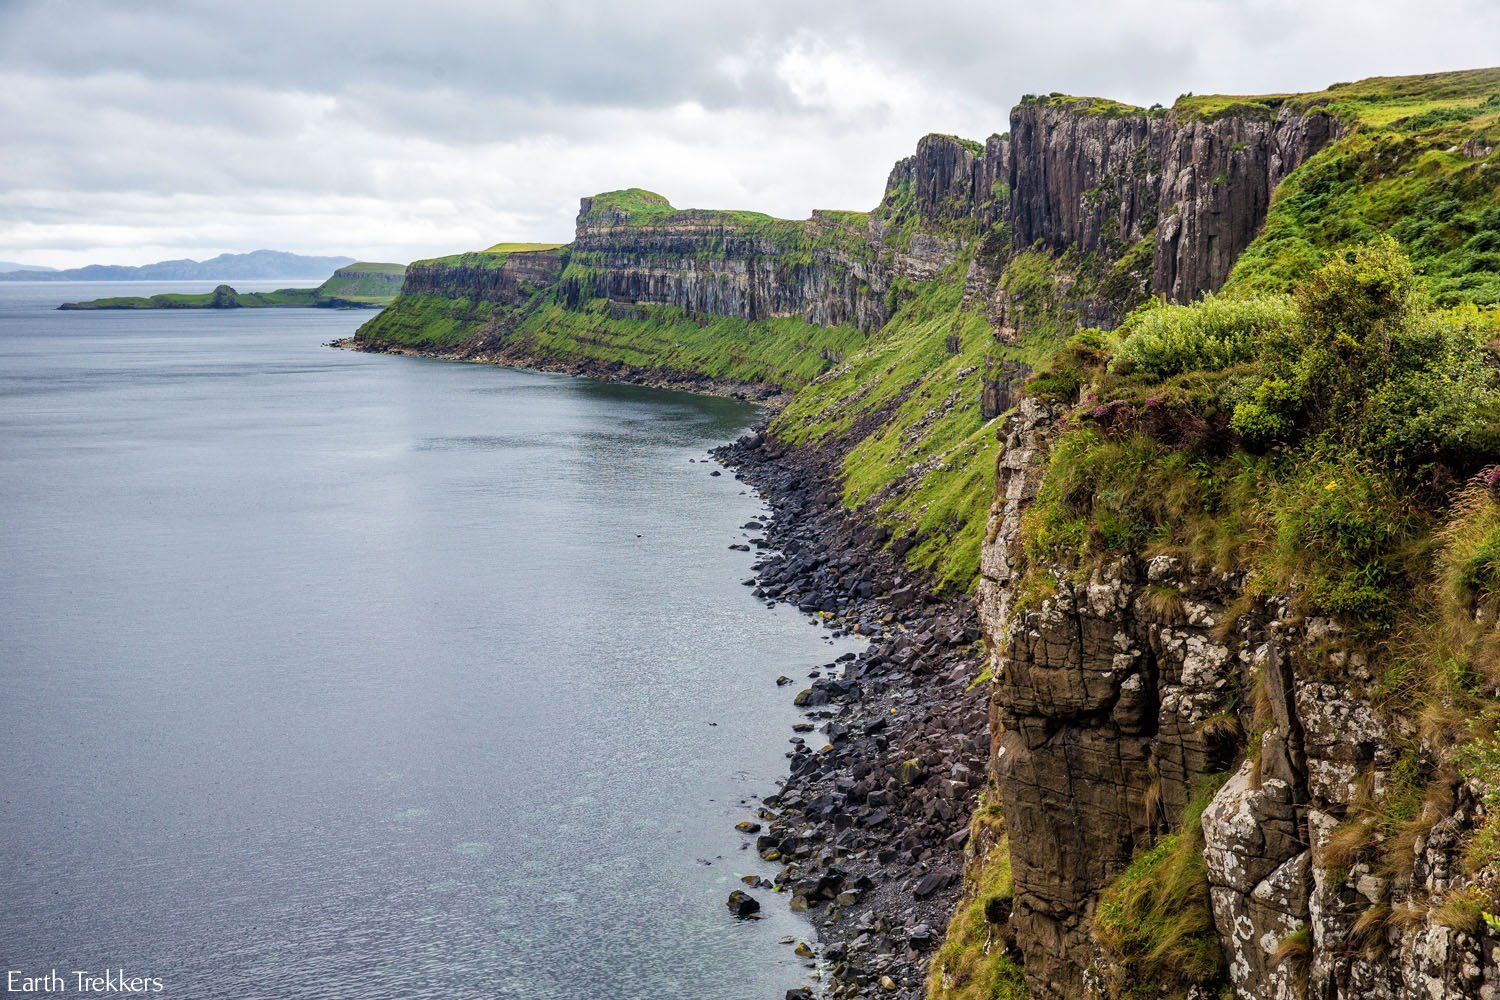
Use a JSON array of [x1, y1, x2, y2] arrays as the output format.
[[501, 300, 866, 388], [360, 283, 866, 389], [773, 260, 1057, 592], [1214, 67, 1500, 304]]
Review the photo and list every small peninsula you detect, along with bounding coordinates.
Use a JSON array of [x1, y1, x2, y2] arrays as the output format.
[[58, 262, 406, 311]]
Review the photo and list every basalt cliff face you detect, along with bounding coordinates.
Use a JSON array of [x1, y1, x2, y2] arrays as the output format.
[[358, 100, 1338, 363], [356, 69, 1500, 1000], [1002, 101, 1340, 300], [562, 196, 889, 330], [399, 249, 563, 303]]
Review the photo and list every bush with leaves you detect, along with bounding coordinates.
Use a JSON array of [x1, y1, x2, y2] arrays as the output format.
[[1110, 292, 1295, 380]]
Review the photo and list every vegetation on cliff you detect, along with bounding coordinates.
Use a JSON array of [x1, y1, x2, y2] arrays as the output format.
[[1091, 776, 1230, 996], [488, 300, 866, 389], [1013, 236, 1499, 995], [772, 253, 1078, 590], [413, 246, 563, 271], [926, 796, 1026, 1000], [1021, 238, 1498, 620], [1223, 69, 1500, 306]]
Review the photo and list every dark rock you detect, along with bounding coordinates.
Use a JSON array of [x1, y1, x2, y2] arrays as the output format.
[[726, 889, 760, 918], [912, 871, 947, 899]]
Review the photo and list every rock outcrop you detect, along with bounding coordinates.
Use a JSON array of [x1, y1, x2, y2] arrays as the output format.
[[1006, 99, 1340, 300], [556, 190, 891, 330], [399, 249, 564, 305], [976, 401, 1497, 999]]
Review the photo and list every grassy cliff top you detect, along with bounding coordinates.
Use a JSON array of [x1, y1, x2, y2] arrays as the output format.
[[411, 245, 566, 270], [581, 187, 783, 227], [1018, 93, 1147, 119], [482, 242, 566, 254], [580, 188, 872, 235], [921, 133, 986, 155], [331, 261, 406, 276], [1023, 67, 1500, 128], [315, 262, 406, 304], [1175, 66, 1500, 126], [581, 188, 678, 223]]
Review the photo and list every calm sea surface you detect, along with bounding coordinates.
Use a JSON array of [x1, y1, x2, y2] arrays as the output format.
[[0, 281, 858, 998]]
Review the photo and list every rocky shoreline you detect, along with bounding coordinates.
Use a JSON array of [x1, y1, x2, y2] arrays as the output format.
[[335, 336, 989, 997], [713, 431, 989, 1000]]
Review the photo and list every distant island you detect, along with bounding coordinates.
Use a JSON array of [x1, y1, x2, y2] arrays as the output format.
[[59, 263, 405, 310], [7, 249, 357, 282], [0, 261, 57, 273]]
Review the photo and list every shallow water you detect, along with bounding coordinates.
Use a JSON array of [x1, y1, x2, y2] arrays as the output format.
[[0, 282, 859, 998]]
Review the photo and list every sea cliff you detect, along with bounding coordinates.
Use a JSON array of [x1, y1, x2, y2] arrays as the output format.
[[351, 67, 1500, 999]]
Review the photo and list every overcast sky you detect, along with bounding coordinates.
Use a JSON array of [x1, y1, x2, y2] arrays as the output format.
[[1, 0, 1496, 268]]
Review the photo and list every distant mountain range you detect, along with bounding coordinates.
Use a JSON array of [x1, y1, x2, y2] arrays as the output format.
[[0, 261, 57, 273], [0, 250, 356, 281]]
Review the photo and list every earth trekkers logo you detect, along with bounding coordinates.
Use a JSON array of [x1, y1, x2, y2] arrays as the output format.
[[5, 970, 164, 994]]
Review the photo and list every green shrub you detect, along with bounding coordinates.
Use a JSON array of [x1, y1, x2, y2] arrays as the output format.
[[1220, 240, 1499, 467], [1229, 375, 1302, 447], [1026, 328, 1114, 403], [1355, 308, 1500, 467], [1111, 293, 1295, 379], [1265, 460, 1417, 623]]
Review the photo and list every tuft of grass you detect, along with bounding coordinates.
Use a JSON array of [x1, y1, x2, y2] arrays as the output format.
[[1439, 476, 1500, 608], [1432, 885, 1489, 933], [1272, 925, 1312, 993], [1093, 776, 1229, 993], [1351, 902, 1393, 953], [926, 797, 1028, 1000]]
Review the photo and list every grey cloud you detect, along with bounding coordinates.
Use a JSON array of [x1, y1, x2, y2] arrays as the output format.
[[0, 0, 1497, 267]]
